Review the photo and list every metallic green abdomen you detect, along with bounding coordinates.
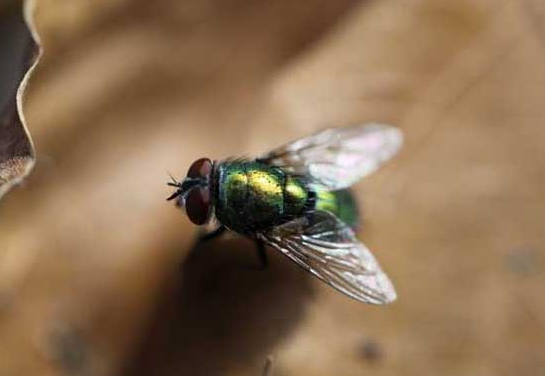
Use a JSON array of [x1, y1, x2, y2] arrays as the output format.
[[314, 188, 359, 228], [215, 161, 308, 232], [214, 161, 358, 233]]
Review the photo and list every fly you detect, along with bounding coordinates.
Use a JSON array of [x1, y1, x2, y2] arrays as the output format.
[[167, 124, 403, 304]]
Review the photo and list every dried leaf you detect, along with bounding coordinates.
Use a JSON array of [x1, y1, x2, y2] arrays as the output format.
[[0, 0, 40, 199]]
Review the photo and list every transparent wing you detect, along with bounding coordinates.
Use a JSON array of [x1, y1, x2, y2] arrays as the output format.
[[258, 124, 403, 190], [258, 210, 397, 304]]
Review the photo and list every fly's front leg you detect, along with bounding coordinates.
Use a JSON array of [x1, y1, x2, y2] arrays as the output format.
[[255, 239, 268, 270], [198, 226, 226, 242], [186, 226, 226, 263]]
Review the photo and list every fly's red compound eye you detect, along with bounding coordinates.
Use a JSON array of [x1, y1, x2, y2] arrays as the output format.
[[185, 186, 211, 225], [187, 158, 212, 179]]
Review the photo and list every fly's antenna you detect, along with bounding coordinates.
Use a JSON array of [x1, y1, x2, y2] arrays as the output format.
[[166, 189, 182, 201], [166, 171, 183, 201], [167, 171, 181, 187], [166, 172, 202, 202]]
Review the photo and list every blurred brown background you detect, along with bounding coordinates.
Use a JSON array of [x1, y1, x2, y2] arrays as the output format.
[[1, 0, 545, 375]]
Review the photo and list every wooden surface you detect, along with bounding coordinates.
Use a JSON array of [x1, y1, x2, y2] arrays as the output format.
[[1, 1, 544, 375]]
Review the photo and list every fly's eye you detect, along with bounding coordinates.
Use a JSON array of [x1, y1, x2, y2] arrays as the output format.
[[185, 186, 211, 225], [187, 158, 212, 180]]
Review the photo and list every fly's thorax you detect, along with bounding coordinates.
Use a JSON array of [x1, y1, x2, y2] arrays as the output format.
[[214, 161, 310, 232], [284, 176, 308, 214], [214, 161, 247, 220], [245, 164, 284, 227]]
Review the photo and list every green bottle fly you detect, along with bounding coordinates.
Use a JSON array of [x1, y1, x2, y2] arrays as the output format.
[[167, 124, 403, 305]]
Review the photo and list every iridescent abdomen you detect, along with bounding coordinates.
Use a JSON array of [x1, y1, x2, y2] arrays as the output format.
[[314, 188, 359, 229], [214, 160, 359, 233]]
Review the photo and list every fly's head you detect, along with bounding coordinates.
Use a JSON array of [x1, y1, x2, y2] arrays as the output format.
[[167, 158, 213, 225]]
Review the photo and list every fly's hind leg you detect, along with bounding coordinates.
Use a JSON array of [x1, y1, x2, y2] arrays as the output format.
[[255, 239, 268, 270]]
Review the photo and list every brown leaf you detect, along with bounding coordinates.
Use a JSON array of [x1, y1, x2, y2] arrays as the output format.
[[0, 0, 40, 199]]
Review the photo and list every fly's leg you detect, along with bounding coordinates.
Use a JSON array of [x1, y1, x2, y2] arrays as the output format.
[[198, 226, 226, 242], [255, 239, 268, 269], [196, 227, 268, 269], [186, 226, 226, 264]]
